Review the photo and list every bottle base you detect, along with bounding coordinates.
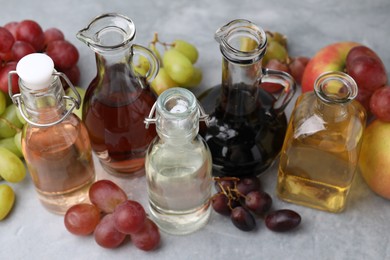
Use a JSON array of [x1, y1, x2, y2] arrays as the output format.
[[148, 202, 211, 235], [98, 156, 146, 177]]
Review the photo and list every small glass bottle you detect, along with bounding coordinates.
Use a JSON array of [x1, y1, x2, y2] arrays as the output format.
[[144, 87, 212, 235], [277, 71, 366, 213], [9, 53, 95, 214]]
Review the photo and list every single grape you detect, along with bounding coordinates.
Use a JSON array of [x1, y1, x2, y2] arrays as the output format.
[[265, 209, 301, 232], [64, 203, 101, 236], [245, 190, 272, 215], [288, 56, 310, 85], [4, 22, 19, 38], [15, 20, 45, 51], [89, 179, 127, 214], [94, 213, 127, 248], [173, 39, 199, 64], [0, 137, 23, 158], [61, 65, 80, 87], [0, 184, 15, 221], [181, 67, 202, 87], [0, 104, 24, 138], [14, 131, 23, 155], [0, 27, 15, 53], [131, 218, 161, 251], [261, 59, 290, 93], [163, 48, 194, 85], [46, 40, 79, 70], [0, 90, 6, 116], [113, 200, 146, 234], [211, 192, 231, 216], [262, 40, 288, 66], [369, 86, 390, 122], [0, 50, 13, 63], [0, 61, 19, 94], [236, 176, 261, 195], [230, 206, 256, 231], [12, 41, 35, 61], [44, 28, 65, 47], [356, 87, 372, 114], [151, 67, 178, 96], [266, 31, 288, 49], [0, 147, 26, 183]]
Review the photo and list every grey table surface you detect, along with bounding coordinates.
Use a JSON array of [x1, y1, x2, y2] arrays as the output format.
[[1, 0, 390, 259]]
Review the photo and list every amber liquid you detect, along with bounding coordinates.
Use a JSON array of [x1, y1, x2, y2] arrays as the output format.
[[198, 84, 287, 177], [277, 96, 365, 213], [23, 114, 95, 215], [83, 63, 157, 176]]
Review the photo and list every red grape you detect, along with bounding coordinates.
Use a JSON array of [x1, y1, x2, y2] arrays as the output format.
[[211, 192, 232, 216], [89, 180, 127, 214], [131, 218, 161, 251], [15, 20, 45, 51], [46, 40, 79, 70], [260, 59, 290, 93], [288, 56, 310, 85], [113, 200, 146, 234], [0, 62, 18, 94], [214, 179, 234, 193], [230, 206, 256, 231], [236, 176, 261, 195], [355, 87, 372, 114], [12, 41, 35, 61], [44, 28, 65, 47], [64, 203, 101, 236], [4, 22, 19, 38], [62, 65, 80, 86], [94, 213, 127, 248], [0, 27, 15, 53], [265, 209, 301, 232], [0, 50, 13, 63], [346, 45, 388, 93], [245, 190, 272, 215], [369, 86, 390, 122]]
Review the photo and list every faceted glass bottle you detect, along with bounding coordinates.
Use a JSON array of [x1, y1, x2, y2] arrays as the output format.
[[277, 71, 367, 213], [10, 53, 95, 214], [77, 13, 159, 176], [198, 19, 296, 177], [145, 88, 213, 235]]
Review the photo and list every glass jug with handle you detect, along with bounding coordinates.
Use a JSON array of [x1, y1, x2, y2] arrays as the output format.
[[198, 19, 296, 178], [77, 13, 159, 177]]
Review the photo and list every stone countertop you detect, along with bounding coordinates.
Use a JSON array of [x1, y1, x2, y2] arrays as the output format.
[[1, 0, 390, 259]]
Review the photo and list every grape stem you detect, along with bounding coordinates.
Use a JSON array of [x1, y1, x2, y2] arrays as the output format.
[[150, 32, 175, 50]]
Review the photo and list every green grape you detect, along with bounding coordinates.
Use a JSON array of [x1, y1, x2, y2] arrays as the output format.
[[151, 67, 178, 95], [14, 131, 22, 156], [0, 104, 24, 138], [182, 67, 202, 88], [0, 90, 6, 116], [262, 40, 288, 66], [0, 184, 15, 221], [266, 31, 288, 48], [163, 49, 194, 85], [15, 107, 27, 125], [149, 43, 162, 65], [138, 55, 150, 71], [173, 39, 199, 64], [0, 136, 23, 158], [0, 147, 26, 183]]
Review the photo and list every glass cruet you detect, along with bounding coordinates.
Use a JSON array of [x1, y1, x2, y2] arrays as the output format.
[[277, 71, 366, 213], [198, 19, 296, 178], [77, 13, 159, 177], [144, 87, 213, 235], [8, 53, 95, 215]]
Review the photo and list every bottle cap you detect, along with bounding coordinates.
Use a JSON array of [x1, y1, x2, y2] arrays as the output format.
[[16, 53, 55, 90]]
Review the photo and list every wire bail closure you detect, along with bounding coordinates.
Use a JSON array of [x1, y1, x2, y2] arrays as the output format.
[[8, 71, 81, 128], [144, 100, 210, 129]]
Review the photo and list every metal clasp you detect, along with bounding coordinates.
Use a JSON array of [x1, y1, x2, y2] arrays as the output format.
[[8, 71, 81, 128]]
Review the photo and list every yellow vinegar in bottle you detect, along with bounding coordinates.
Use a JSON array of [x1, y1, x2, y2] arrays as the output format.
[[277, 71, 366, 213]]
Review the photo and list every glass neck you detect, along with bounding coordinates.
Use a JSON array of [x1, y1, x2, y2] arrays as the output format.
[[20, 77, 66, 124], [221, 55, 262, 89]]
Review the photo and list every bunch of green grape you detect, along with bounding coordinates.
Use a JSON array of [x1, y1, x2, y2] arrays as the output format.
[[135, 33, 202, 95], [0, 90, 27, 221]]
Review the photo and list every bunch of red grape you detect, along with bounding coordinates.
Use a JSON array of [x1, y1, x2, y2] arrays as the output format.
[[64, 180, 160, 251], [0, 19, 80, 94], [211, 176, 301, 232]]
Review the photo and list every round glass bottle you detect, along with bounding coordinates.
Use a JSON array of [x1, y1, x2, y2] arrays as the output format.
[[144, 88, 212, 235], [9, 53, 95, 214], [198, 19, 296, 177], [77, 13, 159, 177], [277, 71, 367, 213]]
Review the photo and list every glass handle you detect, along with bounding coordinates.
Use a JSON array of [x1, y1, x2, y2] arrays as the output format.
[[261, 68, 297, 114], [132, 44, 160, 83]]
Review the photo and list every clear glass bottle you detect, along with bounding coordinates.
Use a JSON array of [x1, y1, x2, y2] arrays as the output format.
[[9, 53, 95, 214], [144, 87, 212, 235], [198, 19, 296, 177], [76, 13, 159, 176], [277, 71, 367, 213]]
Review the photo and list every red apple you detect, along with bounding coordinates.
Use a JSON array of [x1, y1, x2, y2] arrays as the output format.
[[301, 41, 359, 92]]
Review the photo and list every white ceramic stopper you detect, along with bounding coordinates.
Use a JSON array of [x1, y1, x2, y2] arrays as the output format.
[[16, 53, 55, 90]]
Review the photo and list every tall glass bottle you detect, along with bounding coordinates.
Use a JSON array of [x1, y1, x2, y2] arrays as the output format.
[[77, 13, 159, 176], [9, 53, 95, 214], [198, 19, 296, 177], [277, 71, 366, 213], [144, 88, 212, 235]]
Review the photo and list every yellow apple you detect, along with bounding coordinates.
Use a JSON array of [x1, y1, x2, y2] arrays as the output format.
[[359, 119, 390, 199]]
